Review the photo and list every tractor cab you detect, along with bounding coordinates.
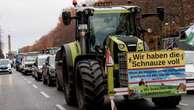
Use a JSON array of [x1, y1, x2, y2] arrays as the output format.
[[62, 1, 164, 55], [62, 3, 153, 63]]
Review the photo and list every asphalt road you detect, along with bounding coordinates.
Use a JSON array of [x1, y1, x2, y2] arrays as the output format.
[[0, 69, 194, 110]]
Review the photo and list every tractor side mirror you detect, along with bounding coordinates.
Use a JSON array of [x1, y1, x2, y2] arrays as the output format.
[[157, 7, 164, 21], [62, 11, 71, 25]]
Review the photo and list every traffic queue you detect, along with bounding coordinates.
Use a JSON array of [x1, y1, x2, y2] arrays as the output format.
[[14, 48, 62, 89]]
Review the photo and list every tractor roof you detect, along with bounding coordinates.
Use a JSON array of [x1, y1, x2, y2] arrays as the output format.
[[76, 5, 140, 13], [94, 5, 139, 10]]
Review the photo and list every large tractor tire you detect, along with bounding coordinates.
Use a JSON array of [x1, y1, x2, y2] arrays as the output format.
[[75, 60, 106, 110], [152, 96, 181, 108]]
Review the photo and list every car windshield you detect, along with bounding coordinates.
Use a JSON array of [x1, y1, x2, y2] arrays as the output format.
[[38, 58, 46, 66], [49, 57, 55, 67], [90, 11, 136, 46], [24, 55, 36, 62], [0, 59, 10, 65]]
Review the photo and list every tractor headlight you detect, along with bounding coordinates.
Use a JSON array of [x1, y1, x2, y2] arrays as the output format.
[[137, 8, 141, 12], [131, 8, 135, 12], [118, 44, 125, 49]]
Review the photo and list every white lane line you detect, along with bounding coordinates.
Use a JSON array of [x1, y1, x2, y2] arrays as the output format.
[[27, 81, 32, 84], [24, 78, 27, 81], [40, 91, 50, 98], [32, 84, 38, 89], [179, 102, 189, 106], [56, 104, 66, 110]]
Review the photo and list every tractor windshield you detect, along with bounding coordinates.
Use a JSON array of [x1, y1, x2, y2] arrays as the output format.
[[90, 11, 136, 46]]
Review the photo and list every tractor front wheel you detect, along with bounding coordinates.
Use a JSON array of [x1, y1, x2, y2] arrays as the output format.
[[75, 60, 106, 110]]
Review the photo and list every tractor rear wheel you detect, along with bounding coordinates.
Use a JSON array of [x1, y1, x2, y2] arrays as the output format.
[[152, 96, 181, 108], [63, 55, 77, 107], [75, 60, 106, 110]]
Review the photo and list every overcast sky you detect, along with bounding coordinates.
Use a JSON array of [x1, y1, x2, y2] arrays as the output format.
[[0, 0, 72, 53]]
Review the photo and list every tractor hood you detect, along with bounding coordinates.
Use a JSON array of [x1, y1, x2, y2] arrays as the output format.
[[108, 35, 144, 52]]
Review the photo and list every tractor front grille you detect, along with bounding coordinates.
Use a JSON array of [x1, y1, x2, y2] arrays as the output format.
[[118, 53, 128, 87]]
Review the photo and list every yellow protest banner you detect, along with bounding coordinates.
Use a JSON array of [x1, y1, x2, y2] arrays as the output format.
[[127, 50, 185, 70]]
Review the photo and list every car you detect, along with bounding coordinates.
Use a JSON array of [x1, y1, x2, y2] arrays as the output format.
[[42, 55, 56, 86], [185, 51, 194, 92], [0, 59, 12, 74], [32, 54, 49, 81], [21, 54, 37, 75]]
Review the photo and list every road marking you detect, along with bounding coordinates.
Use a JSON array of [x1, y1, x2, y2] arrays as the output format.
[[24, 78, 27, 81], [56, 104, 66, 110], [32, 84, 38, 89], [27, 81, 31, 84], [179, 102, 189, 106], [40, 91, 50, 98]]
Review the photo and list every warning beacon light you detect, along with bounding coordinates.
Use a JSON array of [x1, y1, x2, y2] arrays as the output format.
[[73, 0, 78, 7], [127, 0, 133, 4]]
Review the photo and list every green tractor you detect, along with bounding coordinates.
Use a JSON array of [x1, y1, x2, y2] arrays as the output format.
[[55, 1, 185, 110]]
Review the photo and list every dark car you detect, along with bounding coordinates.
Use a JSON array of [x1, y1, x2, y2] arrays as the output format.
[[42, 55, 56, 86], [15, 54, 23, 72], [55, 49, 63, 91], [32, 54, 49, 81]]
